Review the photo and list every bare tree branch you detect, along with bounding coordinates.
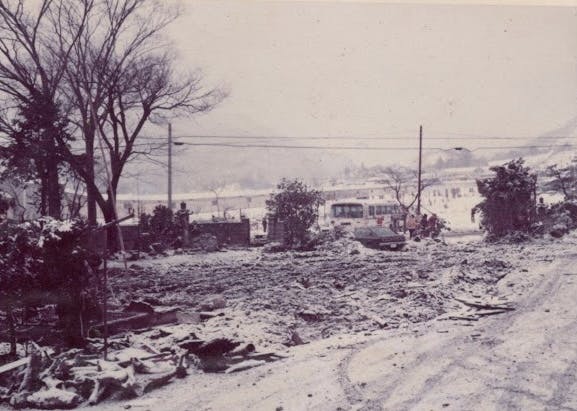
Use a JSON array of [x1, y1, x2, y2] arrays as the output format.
[[380, 166, 438, 211]]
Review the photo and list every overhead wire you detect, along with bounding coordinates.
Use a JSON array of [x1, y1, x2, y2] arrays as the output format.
[[156, 141, 577, 152], [138, 134, 577, 142], [62, 140, 577, 153]]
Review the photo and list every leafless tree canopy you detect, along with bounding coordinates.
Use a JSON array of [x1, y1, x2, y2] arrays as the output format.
[[381, 166, 438, 211], [0, 0, 226, 224], [0, 1, 94, 217], [0, 0, 90, 125]]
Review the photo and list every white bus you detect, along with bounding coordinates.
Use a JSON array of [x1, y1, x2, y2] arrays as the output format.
[[325, 199, 406, 232]]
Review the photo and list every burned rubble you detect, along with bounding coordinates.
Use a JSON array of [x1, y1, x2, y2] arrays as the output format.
[[1, 232, 574, 409], [0, 312, 285, 409], [107, 237, 542, 347]]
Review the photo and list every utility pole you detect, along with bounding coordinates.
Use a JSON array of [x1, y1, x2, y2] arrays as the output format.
[[417, 125, 423, 215], [168, 122, 172, 210]]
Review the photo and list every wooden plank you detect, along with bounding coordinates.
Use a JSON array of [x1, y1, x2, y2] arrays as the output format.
[[475, 309, 510, 317], [454, 297, 514, 311], [225, 359, 266, 374], [0, 356, 29, 375]]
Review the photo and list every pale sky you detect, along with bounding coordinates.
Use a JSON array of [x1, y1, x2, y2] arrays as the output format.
[[167, 1, 577, 145], [125, 0, 577, 192]]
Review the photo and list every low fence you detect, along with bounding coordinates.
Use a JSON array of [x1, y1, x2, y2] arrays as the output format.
[[83, 218, 251, 252], [89, 218, 251, 252]]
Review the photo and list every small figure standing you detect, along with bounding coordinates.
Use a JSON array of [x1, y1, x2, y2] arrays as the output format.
[[537, 197, 547, 220], [262, 216, 268, 233], [175, 202, 190, 247], [406, 214, 418, 239], [428, 213, 439, 238], [420, 214, 429, 237]]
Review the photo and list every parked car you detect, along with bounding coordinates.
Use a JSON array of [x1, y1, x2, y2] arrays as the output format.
[[353, 226, 406, 250]]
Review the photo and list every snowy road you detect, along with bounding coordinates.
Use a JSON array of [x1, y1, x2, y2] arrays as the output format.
[[344, 256, 577, 411]]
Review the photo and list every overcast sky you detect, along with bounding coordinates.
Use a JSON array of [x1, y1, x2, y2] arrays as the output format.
[[125, 0, 577, 192], [166, 1, 577, 148]]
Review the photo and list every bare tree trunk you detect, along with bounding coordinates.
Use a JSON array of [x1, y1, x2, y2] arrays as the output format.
[[40, 172, 48, 217], [7, 308, 16, 357], [104, 194, 119, 252], [86, 144, 97, 226], [47, 149, 61, 219]]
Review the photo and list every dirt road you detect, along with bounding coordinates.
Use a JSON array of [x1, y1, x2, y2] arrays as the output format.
[[98, 239, 577, 411]]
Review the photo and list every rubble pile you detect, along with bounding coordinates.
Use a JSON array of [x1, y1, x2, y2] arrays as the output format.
[[0, 324, 283, 409], [188, 234, 219, 252], [106, 237, 563, 345], [2, 233, 577, 409]]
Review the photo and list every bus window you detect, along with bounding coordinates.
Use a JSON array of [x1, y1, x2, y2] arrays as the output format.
[[331, 203, 364, 218], [368, 206, 375, 217], [334, 205, 344, 217], [351, 205, 363, 218]]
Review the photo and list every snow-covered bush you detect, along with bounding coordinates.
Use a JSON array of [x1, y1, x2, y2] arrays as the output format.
[[0, 190, 15, 217], [472, 158, 537, 239], [266, 178, 325, 247], [542, 200, 577, 238], [139, 205, 179, 247], [0, 218, 94, 352]]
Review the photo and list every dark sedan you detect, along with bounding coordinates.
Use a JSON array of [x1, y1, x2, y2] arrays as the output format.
[[353, 226, 407, 250]]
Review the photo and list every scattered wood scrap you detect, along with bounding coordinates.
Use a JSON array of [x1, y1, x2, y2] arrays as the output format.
[[0, 326, 286, 409], [454, 296, 515, 312], [0, 357, 29, 376], [225, 359, 266, 374], [438, 295, 515, 323]]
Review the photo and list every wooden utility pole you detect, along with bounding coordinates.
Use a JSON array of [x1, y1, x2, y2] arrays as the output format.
[[417, 125, 423, 215], [168, 122, 172, 210]]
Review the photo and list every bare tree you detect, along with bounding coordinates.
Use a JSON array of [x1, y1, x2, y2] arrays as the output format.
[[62, 173, 87, 219], [381, 167, 438, 211], [0, 0, 92, 218], [0, 0, 224, 232], [55, 0, 226, 228], [544, 160, 577, 200]]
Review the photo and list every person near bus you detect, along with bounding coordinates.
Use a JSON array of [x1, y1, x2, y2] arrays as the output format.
[[428, 213, 439, 238], [537, 197, 547, 220], [406, 214, 418, 239], [420, 214, 429, 237]]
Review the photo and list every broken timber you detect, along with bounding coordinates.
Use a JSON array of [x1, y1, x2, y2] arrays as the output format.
[[454, 297, 515, 312]]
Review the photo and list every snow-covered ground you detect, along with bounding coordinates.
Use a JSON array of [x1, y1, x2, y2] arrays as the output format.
[[92, 231, 577, 411], [113, 146, 576, 234]]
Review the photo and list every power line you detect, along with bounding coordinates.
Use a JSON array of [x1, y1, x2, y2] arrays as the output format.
[[430, 130, 577, 140], [139, 134, 577, 142], [4, 134, 575, 149], [57, 139, 577, 155], [171, 141, 577, 152]]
